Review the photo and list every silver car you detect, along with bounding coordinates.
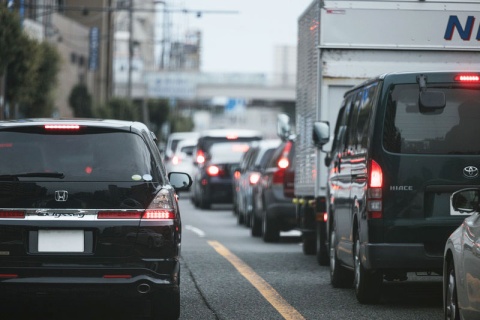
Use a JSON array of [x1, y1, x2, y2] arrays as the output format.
[[444, 188, 480, 320]]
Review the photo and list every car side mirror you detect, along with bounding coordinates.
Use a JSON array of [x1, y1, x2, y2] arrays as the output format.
[[450, 188, 480, 214], [313, 121, 330, 149], [168, 172, 192, 191]]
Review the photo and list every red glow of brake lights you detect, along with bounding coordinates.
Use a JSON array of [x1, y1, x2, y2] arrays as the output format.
[[44, 124, 80, 130], [196, 150, 205, 164], [207, 165, 220, 176], [226, 134, 238, 140], [143, 209, 175, 219], [85, 166, 93, 174], [369, 160, 383, 188], [0, 211, 25, 218], [172, 155, 180, 165], [249, 172, 261, 185], [278, 158, 289, 169], [455, 74, 480, 82]]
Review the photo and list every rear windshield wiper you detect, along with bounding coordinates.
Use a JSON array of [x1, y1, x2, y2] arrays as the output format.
[[0, 172, 65, 180]]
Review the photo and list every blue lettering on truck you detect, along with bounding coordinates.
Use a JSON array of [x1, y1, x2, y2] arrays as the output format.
[[444, 15, 480, 41]]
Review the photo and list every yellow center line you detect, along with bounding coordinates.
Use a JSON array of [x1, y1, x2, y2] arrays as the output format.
[[208, 240, 305, 320]]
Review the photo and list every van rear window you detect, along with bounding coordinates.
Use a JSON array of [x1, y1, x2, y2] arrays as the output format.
[[383, 84, 480, 154]]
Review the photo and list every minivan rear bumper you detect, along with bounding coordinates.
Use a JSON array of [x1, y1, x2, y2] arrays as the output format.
[[361, 243, 442, 272]]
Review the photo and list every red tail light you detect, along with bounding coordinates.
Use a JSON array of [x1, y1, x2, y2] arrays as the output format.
[[44, 124, 80, 130], [0, 210, 25, 218], [97, 211, 142, 219], [278, 158, 289, 169], [143, 209, 175, 220], [0, 274, 18, 278], [207, 165, 220, 176], [249, 172, 261, 185], [172, 155, 180, 165], [454, 74, 480, 82], [272, 168, 285, 184], [196, 150, 205, 164], [234, 170, 241, 180], [97, 210, 175, 220], [367, 160, 383, 219]]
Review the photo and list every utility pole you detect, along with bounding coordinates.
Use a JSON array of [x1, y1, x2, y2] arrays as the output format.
[[127, 0, 133, 100]]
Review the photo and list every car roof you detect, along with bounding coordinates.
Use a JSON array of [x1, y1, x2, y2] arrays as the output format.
[[198, 128, 263, 138], [0, 118, 147, 132]]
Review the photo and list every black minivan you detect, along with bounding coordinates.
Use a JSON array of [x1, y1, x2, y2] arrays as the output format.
[[314, 71, 480, 304]]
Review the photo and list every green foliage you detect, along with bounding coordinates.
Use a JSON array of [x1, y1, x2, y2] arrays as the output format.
[[148, 99, 169, 134], [170, 115, 194, 133], [19, 42, 61, 118], [69, 83, 93, 118], [98, 98, 140, 121], [0, 6, 22, 75]]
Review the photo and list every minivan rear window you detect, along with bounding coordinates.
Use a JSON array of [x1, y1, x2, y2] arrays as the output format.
[[0, 131, 158, 182], [383, 84, 480, 154]]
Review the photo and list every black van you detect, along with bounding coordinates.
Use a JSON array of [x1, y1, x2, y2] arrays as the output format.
[[313, 71, 480, 304]]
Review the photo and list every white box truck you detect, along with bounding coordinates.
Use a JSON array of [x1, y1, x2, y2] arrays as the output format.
[[293, 0, 480, 265]]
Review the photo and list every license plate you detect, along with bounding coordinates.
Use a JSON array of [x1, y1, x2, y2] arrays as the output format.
[[38, 230, 84, 252]]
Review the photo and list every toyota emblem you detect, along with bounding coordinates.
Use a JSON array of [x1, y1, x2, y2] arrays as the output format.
[[463, 166, 479, 179]]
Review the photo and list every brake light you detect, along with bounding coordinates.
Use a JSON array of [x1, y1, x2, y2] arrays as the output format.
[[172, 155, 180, 165], [196, 150, 205, 164], [143, 209, 175, 219], [249, 172, 261, 185], [234, 170, 241, 180], [272, 168, 285, 184], [0, 143, 12, 148], [44, 124, 80, 130], [0, 274, 18, 278], [226, 134, 238, 140], [0, 210, 25, 218], [369, 160, 383, 188], [454, 74, 480, 82], [278, 158, 289, 169], [97, 211, 142, 219], [207, 165, 220, 176], [367, 160, 383, 219]]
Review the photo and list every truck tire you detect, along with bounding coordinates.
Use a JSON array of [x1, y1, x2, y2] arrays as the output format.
[[354, 234, 382, 304]]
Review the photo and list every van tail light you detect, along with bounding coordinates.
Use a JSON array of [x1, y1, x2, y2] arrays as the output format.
[[272, 168, 285, 184], [0, 210, 25, 218], [98, 189, 176, 220], [367, 160, 383, 219], [44, 124, 80, 130]]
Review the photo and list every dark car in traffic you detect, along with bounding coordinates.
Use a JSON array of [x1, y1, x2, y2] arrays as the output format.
[[0, 119, 191, 320], [234, 139, 281, 228], [252, 139, 296, 242], [192, 141, 250, 209]]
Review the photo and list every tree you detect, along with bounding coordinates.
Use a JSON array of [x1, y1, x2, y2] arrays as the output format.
[[69, 83, 93, 118], [0, 6, 22, 76], [18, 42, 61, 118]]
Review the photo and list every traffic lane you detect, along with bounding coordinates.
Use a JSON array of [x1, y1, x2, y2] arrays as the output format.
[[179, 197, 443, 319]]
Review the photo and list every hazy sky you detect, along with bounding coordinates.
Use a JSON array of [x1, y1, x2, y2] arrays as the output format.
[[168, 0, 313, 74]]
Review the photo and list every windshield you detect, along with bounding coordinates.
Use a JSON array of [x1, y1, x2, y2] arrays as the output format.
[[0, 131, 159, 182], [383, 84, 480, 154]]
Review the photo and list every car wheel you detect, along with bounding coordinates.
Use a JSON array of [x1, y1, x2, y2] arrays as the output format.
[[316, 221, 329, 266], [251, 210, 262, 237], [237, 209, 245, 225], [445, 259, 460, 320], [262, 210, 280, 243], [151, 287, 180, 320], [354, 234, 382, 304], [330, 226, 353, 288]]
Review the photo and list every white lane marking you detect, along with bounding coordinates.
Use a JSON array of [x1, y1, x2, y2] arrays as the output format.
[[185, 225, 206, 237]]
